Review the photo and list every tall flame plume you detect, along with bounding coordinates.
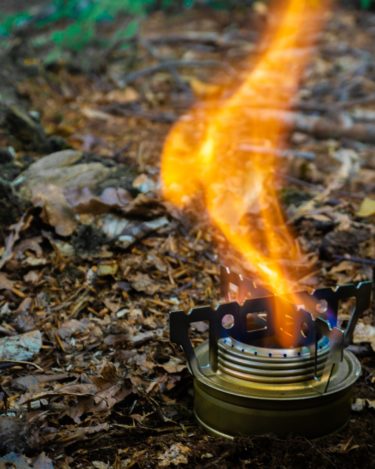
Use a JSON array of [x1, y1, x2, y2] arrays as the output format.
[[161, 0, 329, 339]]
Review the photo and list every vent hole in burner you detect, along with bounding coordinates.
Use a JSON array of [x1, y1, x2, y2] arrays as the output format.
[[246, 312, 268, 333], [316, 299, 328, 315], [222, 314, 235, 330]]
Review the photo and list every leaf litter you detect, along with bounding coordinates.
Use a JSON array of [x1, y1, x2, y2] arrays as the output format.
[[0, 3, 374, 468]]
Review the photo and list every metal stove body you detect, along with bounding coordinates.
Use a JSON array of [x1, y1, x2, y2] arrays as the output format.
[[170, 268, 372, 438]]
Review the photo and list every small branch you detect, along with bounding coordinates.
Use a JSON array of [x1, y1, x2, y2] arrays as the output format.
[[244, 109, 375, 144], [335, 92, 375, 109], [102, 103, 177, 123], [145, 31, 253, 48], [239, 144, 315, 160], [0, 360, 43, 371], [119, 59, 235, 87], [332, 255, 375, 267]]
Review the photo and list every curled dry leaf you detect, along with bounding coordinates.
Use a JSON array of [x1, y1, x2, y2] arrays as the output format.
[[18, 150, 112, 236], [158, 357, 186, 374], [65, 186, 132, 215], [31, 183, 77, 237]]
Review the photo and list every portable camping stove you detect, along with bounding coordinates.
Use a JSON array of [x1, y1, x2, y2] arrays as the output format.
[[170, 267, 372, 438]]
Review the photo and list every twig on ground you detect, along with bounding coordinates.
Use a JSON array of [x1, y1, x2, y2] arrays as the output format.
[[239, 144, 315, 160], [102, 104, 177, 123], [145, 31, 253, 48], [119, 59, 235, 87], [243, 109, 375, 144], [0, 360, 43, 371], [332, 255, 375, 267]]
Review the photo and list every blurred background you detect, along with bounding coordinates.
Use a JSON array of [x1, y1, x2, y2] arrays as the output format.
[[0, 1, 371, 65]]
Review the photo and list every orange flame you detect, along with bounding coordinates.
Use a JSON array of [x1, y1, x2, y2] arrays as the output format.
[[161, 1, 328, 345]]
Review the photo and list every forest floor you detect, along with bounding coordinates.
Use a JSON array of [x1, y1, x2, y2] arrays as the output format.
[[0, 3, 374, 468]]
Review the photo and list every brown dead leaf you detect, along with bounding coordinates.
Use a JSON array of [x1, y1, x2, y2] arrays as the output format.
[[121, 193, 165, 217], [0, 272, 15, 291], [62, 363, 131, 423], [0, 212, 33, 270], [23, 270, 42, 284], [19, 154, 112, 235], [14, 236, 43, 258], [65, 186, 132, 215], [158, 357, 186, 374], [129, 272, 159, 295], [57, 319, 89, 340], [31, 183, 77, 236]]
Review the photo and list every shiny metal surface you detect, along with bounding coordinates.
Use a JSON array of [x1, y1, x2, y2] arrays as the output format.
[[193, 340, 361, 437], [217, 337, 330, 384]]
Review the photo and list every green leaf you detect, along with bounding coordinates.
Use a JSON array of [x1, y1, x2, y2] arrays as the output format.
[[51, 21, 95, 51]]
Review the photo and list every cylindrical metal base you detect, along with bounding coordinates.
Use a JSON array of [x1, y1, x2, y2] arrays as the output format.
[[193, 341, 361, 438]]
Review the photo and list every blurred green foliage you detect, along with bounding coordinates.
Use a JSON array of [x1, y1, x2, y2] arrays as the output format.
[[0, 0, 251, 62], [360, 0, 373, 8]]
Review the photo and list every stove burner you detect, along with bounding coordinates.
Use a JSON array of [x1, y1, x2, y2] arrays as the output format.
[[170, 268, 372, 438]]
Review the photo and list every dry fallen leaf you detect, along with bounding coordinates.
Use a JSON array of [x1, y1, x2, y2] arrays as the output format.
[[0, 272, 15, 291], [353, 322, 375, 352], [159, 357, 186, 374], [18, 150, 82, 181], [65, 186, 132, 215], [188, 77, 221, 98], [128, 272, 159, 295], [357, 197, 375, 218], [158, 443, 191, 467]]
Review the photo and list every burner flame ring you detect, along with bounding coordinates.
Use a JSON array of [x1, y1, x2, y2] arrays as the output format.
[[218, 337, 330, 384]]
